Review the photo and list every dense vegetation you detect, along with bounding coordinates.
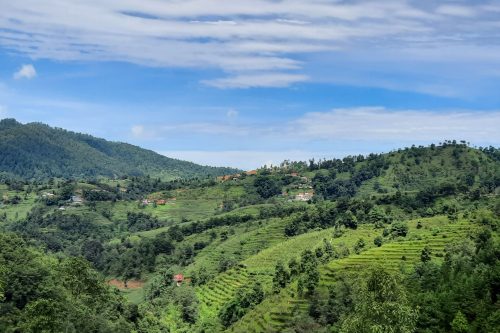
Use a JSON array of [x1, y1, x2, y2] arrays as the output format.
[[0, 119, 239, 180], [0, 140, 499, 332]]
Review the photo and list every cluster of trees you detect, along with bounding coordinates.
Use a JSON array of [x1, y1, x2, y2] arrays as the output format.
[[272, 248, 326, 297], [12, 209, 110, 252], [0, 233, 139, 332], [167, 213, 255, 238], [284, 200, 385, 236], [125, 211, 164, 232], [219, 282, 265, 327]]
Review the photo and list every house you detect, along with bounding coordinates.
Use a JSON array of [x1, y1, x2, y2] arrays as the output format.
[[156, 199, 166, 205], [70, 195, 83, 204], [218, 173, 243, 182], [42, 192, 55, 198], [290, 172, 299, 177], [294, 192, 314, 201], [173, 273, 184, 286], [246, 170, 257, 176]]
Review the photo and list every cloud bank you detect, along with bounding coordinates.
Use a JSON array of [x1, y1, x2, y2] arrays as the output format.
[[1, 1, 500, 89]]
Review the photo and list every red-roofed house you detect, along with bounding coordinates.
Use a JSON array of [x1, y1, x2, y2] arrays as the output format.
[[173, 274, 184, 286]]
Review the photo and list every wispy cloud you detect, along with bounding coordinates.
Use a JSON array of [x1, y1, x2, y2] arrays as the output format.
[[157, 107, 500, 168], [1, 1, 499, 90], [203, 73, 309, 89], [132, 106, 500, 150], [290, 108, 500, 143], [13, 64, 36, 80]]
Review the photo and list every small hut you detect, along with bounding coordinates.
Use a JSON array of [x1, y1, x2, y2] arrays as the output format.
[[173, 273, 184, 286]]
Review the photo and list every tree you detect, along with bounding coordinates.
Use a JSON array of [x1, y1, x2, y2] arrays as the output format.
[[451, 311, 469, 333], [354, 238, 366, 254], [323, 238, 336, 259], [254, 175, 281, 199], [369, 206, 388, 227], [81, 239, 104, 267], [391, 221, 409, 238], [340, 267, 418, 333], [273, 262, 290, 293], [374, 236, 383, 247], [172, 285, 199, 324], [219, 282, 264, 327], [420, 246, 432, 263], [342, 210, 358, 229], [289, 258, 300, 277], [299, 250, 320, 295]]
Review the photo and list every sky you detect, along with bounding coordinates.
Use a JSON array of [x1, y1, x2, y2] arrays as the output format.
[[0, 0, 500, 169]]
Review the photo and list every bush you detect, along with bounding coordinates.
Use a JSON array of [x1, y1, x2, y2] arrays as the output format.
[[354, 238, 366, 254], [390, 221, 408, 238]]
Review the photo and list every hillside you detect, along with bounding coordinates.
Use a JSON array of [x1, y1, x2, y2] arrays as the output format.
[[0, 118, 239, 180], [0, 142, 499, 332]]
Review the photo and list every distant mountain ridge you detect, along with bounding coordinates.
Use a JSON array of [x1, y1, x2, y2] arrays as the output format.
[[0, 118, 240, 180]]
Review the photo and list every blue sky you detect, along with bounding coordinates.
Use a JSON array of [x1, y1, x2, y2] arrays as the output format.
[[1, 0, 500, 169]]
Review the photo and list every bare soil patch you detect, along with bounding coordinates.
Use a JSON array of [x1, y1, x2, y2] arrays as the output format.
[[107, 279, 145, 289]]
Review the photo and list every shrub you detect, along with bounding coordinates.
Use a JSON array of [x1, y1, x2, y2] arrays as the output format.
[[390, 221, 408, 238]]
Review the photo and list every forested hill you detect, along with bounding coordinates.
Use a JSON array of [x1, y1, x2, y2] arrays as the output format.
[[0, 119, 239, 180], [0, 141, 499, 332]]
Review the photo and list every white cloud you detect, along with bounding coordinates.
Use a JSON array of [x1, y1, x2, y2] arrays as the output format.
[[226, 109, 238, 118], [147, 107, 500, 145], [131, 125, 145, 137], [435, 5, 476, 17], [290, 107, 500, 143], [203, 73, 309, 88], [13, 64, 37, 80], [142, 107, 500, 169], [1, 1, 499, 90]]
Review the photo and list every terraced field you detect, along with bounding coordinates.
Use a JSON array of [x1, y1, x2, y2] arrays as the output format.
[[187, 217, 287, 276], [0, 186, 38, 222], [197, 224, 378, 322], [228, 216, 478, 333]]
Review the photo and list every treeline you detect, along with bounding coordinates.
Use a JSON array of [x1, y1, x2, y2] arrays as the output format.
[[312, 154, 388, 200], [284, 199, 390, 236]]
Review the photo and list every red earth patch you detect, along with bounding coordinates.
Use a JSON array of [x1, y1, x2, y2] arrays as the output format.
[[107, 279, 145, 290]]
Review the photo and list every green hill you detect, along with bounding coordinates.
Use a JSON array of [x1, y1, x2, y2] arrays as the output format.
[[0, 142, 499, 333], [0, 118, 239, 180]]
